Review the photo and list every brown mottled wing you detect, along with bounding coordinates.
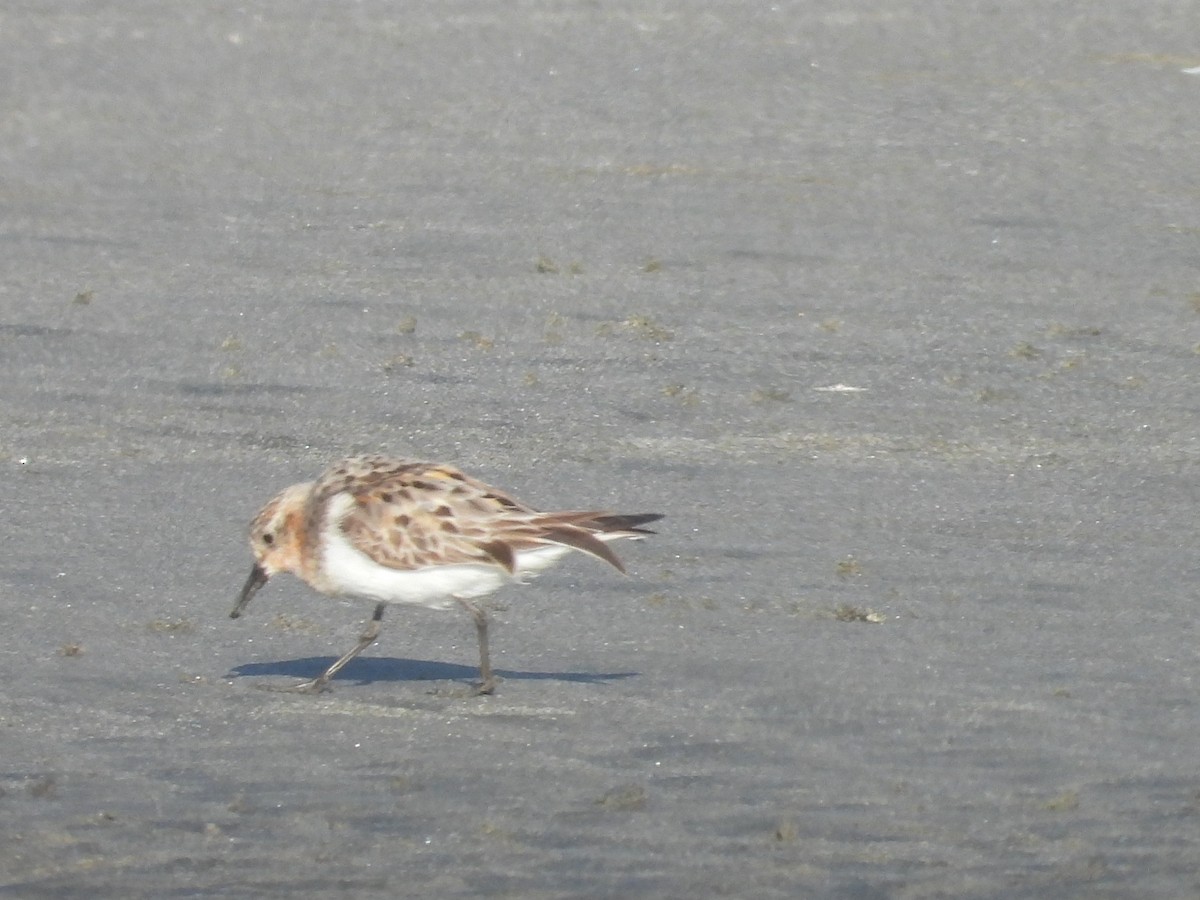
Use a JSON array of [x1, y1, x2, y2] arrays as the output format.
[[315, 455, 661, 574], [324, 457, 544, 573]]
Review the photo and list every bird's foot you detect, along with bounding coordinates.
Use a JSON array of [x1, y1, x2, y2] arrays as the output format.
[[256, 678, 331, 694]]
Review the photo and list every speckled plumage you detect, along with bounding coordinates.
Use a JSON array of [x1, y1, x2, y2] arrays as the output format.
[[231, 454, 661, 694]]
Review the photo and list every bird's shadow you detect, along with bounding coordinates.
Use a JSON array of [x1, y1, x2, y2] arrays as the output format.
[[228, 656, 637, 687]]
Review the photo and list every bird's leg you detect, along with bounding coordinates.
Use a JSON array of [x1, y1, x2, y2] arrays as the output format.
[[270, 602, 386, 694], [456, 598, 495, 695]]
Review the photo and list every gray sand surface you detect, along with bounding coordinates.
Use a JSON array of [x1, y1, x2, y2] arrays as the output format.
[[3, 3, 1199, 897]]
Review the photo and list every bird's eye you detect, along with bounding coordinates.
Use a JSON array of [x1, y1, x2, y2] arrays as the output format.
[[262, 533, 274, 545]]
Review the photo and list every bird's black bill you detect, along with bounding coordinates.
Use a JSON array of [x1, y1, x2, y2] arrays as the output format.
[[231, 563, 268, 619]]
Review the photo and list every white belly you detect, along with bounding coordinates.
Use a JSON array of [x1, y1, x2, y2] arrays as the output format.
[[320, 529, 570, 609]]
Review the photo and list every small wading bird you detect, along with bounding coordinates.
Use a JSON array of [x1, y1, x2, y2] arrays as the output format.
[[232, 455, 662, 694]]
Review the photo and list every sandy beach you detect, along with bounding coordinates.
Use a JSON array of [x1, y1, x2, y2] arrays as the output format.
[[3, 3, 1199, 897]]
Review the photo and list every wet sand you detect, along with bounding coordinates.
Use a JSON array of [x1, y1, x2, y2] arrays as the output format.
[[3, 3, 1199, 897]]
